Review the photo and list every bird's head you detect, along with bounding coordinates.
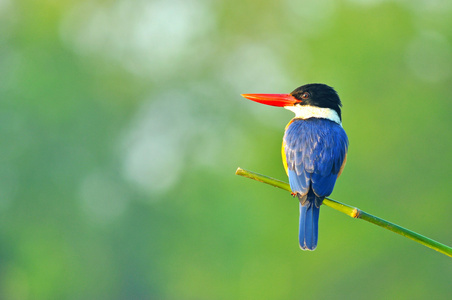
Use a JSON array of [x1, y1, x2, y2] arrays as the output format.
[[242, 83, 343, 122]]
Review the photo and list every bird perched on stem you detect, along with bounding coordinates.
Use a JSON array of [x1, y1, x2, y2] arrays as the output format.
[[242, 84, 349, 250]]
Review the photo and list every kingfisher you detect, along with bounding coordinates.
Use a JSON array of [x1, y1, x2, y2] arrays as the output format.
[[242, 84, 349, 250]]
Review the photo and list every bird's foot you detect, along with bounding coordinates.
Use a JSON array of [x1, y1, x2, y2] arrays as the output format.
[[291, 192, 297, 197]]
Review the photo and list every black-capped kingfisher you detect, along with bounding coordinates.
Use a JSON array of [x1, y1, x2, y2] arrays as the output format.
[[242, 84, 349, 250]]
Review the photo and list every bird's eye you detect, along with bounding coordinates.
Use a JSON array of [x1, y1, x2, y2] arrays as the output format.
[[301, 92, 310, 99]]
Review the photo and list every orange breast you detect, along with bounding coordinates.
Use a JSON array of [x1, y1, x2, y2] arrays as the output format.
[[281, 119, 295, 176], [337, 153, 347, 178]]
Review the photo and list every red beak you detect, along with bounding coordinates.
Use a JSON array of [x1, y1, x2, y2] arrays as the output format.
[[241, 93, 300, 107]]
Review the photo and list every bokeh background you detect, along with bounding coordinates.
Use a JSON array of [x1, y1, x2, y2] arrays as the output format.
[[2, 0, 452, 299]]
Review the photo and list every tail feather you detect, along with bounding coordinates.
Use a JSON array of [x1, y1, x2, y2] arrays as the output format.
[[298, 191, 321, 250]]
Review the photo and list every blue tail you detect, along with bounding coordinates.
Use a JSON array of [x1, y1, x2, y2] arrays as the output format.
[[298, 191, 321, 250]]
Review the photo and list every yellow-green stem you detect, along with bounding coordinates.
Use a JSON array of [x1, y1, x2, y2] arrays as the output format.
[[235, 167, 452, 258]]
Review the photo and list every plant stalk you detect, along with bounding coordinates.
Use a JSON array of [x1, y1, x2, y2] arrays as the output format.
[[235, 167, 452, 258]]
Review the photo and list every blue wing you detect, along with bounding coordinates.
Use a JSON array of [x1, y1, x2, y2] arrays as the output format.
[[284, 118, 348, 200]]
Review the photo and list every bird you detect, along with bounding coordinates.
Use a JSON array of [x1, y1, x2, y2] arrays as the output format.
[[241, 84, 349, 250]]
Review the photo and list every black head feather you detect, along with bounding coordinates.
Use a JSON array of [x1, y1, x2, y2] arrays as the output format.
[[290, 83, 342, 120]]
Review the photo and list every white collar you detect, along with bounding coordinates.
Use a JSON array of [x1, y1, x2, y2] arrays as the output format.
[[284, 105, 341, 125]]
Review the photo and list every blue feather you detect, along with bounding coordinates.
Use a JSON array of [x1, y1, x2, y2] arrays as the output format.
[[311, 172, 337, 196], [299, 191, 320, 250], [288, 169, 309, 195]]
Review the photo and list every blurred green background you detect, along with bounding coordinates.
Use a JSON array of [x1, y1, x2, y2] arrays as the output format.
[[2, 0, 452, 298]]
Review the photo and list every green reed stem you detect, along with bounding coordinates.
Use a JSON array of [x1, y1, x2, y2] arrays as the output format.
[[235, 167, 452, 258]]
